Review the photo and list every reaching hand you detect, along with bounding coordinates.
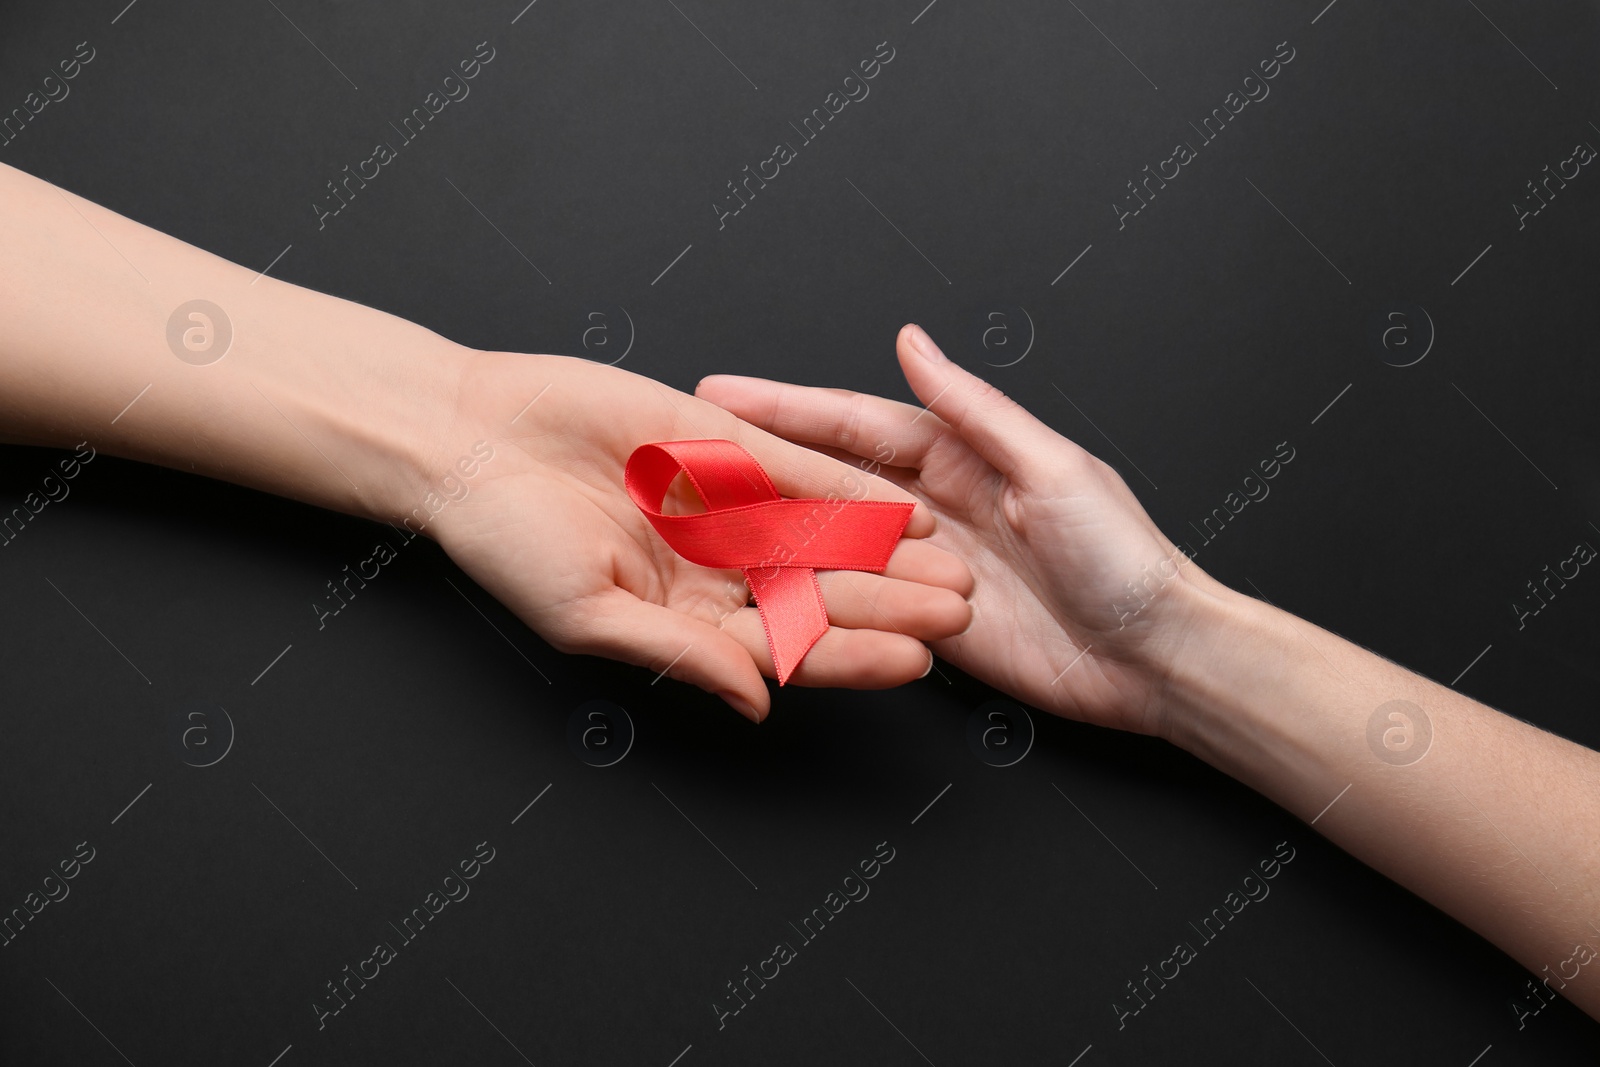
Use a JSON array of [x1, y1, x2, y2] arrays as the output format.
[[697, 324, 1224, 736], [422, 349, 975, 722]]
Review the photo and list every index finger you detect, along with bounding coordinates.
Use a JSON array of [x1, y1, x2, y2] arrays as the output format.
[[696, 374, 946, 471], [681, 391, 938, 538]]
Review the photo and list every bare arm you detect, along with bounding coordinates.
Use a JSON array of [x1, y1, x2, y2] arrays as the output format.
[[0, 162, 974, 716], [699, 323, 1600, 1018], [0, 159, 451, 518], [1166, 578, 1600, 1017]]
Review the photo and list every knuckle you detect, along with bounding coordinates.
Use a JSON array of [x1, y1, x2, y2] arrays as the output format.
[[973, 379, 1015, 410], [836, 393, 868, 451], [947, 379, 1011, 431]]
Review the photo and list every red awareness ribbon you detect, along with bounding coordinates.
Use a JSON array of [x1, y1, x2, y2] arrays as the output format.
[[625, 440, 914, 685]]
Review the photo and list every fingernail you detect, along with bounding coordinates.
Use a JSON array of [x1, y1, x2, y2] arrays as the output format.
[[719, 691, 760, 722], [920, 656, 935, 679], [906, 324, 945, 364]]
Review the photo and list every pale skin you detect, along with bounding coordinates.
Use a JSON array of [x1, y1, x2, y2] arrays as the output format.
[[697, 324, 1600, 1023], [0, 160, 974, 721]]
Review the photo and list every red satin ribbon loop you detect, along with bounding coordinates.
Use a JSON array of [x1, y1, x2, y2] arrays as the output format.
[[625, 440, 913, 685]]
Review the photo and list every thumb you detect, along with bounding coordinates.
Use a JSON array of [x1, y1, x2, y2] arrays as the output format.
[[896, 323, 1068, 485]]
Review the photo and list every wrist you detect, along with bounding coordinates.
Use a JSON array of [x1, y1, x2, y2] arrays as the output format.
[[1145, 577, 1304, 764], [1148, 576, 1371, 813], [1149, 580, 1271, 747], [321, 329, 476, 532], [234, 301, 473, 529], [0, 160, 477, 529], [106, 280, 474, 530]]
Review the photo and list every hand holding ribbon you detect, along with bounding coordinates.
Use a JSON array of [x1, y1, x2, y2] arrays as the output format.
[[626, 439, 915, 684], [422, 351, 970, 721]]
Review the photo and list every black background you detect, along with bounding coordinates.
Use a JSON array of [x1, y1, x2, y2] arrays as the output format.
[[2, 0, 1598, 1063]]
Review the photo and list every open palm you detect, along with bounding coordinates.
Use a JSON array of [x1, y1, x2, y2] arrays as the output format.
[[423, 349, 974, 721]]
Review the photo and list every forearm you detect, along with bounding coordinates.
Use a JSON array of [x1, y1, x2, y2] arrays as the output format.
[[0, 161, 464, 525], [1160, 581, 1600, 1015]]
